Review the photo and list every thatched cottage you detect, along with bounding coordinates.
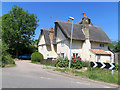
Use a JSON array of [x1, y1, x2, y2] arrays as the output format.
[[38, 14, 114, 63]]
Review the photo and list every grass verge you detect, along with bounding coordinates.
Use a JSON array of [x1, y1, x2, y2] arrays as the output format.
[[3, 64, 16, 68], [31, 61, 55, 66], [54, 67, 119, 85]]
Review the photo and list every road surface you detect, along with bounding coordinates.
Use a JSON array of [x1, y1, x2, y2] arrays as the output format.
[[2, 60, 118, 88]]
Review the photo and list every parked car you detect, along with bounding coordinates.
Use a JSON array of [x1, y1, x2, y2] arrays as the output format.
[[18, 54, 31, 60]]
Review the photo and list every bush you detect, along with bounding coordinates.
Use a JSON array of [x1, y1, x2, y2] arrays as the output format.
[[54, 56, 90, 69], [71, 58, 83, 69], [82, 61, 90, 67], [1, 53, 15, 67], [1, 41, 15, 67], [31, 52, 44, 62], [55, 56, 69, 67]]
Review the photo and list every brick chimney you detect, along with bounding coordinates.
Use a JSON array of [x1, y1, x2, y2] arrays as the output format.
[[68, 20, 70, 22], [49, 27, 54, 44], [82, 13, 90, 39]]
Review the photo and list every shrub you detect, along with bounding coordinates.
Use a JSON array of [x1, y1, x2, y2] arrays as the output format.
[[1, 41, 15, 67], [71, 58, 83, 69], [1, 53, 15, 67], [82, 61, 90, 67], [54, 56, 90, 69], [31, 52, 44, 62], [115, 64, 120, 71], [55, 56, 69, 67]]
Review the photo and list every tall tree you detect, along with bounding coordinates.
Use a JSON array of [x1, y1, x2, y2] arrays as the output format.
[[113, 41, 120, 52], [2, 5, 38, 57]]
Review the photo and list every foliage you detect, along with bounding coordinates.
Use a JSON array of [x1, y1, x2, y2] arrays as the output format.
[[2, 5, 38, 57], [54, 56, 89, 69], [71, 57, 83, 69], [31, 52, 44, 62], [115, 64, 120, 71], [55, 56, 69, 67], [108, 41, 120, 53], [113, 41, 120, 52], [1, 41, 15, 67]]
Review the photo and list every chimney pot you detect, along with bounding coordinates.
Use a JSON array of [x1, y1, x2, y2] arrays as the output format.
[[68, 20, 70, 22], [83, 13, 86, 17], [50, 27, 53, 31]]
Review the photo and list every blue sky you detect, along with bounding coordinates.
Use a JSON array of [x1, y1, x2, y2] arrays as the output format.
[[2, 2, 118, 41]]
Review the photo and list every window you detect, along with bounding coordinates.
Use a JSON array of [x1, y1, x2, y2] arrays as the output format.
[[97, 55, 101, 62], [61, 53, 64, 58], [100, 44, 104, 47], [73, 53, 78, 57], [41, 45, 44, 50], [61, 41, 64, 47], [73, 53, 75, 57], [57, 54, 60, 58]]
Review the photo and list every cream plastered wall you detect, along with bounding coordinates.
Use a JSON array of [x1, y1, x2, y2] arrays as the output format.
[[38, 34, 45, 46], [56, 26, 69, 58], [91, 42, 108, 51], [38, 34, 57, 59], [70, 40, 82, 59], [89, 51, 111, 63], [56, 26, 83, 60], [100, 55, 111, 63], [89, 51, 97, 62], [57, 40, 70, 58], [81, 39, 91, 61], [38, 44, 57, 59]]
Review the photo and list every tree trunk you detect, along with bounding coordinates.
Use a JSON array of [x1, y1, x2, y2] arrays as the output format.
[[16, 50, 18, 58]]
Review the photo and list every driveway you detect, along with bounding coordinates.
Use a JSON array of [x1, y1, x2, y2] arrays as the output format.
[[2, 60, 118, 88]]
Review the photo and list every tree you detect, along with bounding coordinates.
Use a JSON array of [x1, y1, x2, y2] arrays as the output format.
[[2, 5, 38, 57], [113, 41, 120, 52], [108, 41, 120, 53], [108, 41, 117, 52]]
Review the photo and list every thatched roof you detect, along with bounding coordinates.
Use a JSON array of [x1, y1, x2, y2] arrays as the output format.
[[55, 20, 85, 41], [38, 28, 56, 45], [55, 20, 111, 43]]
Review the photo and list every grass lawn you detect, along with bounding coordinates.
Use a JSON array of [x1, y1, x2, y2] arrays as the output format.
[[54, 67, 119, 85], [3, 64, 16, 68]]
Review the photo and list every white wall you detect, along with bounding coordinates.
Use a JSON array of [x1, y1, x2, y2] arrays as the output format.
[[81, 39, 91, 61], [38, 34, 45, 46], [89, 51, 112, 63], [56, 26, 83, 60], [38, 33, 57, 59], [91, 42, 108, 51]]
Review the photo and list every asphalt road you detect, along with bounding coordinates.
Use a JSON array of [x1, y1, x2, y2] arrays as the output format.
[[2, 60, 118, 88]]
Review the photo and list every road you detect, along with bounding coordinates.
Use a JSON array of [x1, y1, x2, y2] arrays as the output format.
[[2, 60, 118, 88]]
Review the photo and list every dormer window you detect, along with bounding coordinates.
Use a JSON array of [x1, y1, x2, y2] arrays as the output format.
[[100, 44, 104, 47], [61, 41, 64, 47]]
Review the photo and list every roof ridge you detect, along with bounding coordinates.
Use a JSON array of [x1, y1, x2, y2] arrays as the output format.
[[55, 20, 80, 25], [41, 28, 50, 31]]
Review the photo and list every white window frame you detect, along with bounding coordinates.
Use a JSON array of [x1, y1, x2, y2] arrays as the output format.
[[73, 53, 79, 57]]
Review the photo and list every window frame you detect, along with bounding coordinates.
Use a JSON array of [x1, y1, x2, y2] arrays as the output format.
[[100, 44, 104, 47]]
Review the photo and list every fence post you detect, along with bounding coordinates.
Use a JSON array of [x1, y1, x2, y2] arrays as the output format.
[[91, 67, 92, 73], [112, 70, 114, 75]]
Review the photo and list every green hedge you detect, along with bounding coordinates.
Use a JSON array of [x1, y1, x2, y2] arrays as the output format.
[[31, 52, 44, 62]]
